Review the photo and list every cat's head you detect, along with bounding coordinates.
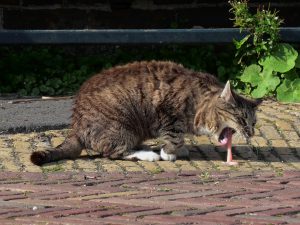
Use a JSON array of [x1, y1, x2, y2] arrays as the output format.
[[195, 81, 261, 144]]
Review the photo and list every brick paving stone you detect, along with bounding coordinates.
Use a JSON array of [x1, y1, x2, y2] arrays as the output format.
[[270, 161, 295, 171], [233, 161, 254, 172], [0, 157, 19, 172], [101, 163, 124, 173], [11, 134, 31, 142], [0, 139, 7, 148], [259, 126, 282, 140], [259, 150, 281, 162], [280, 156, 300, 170], [2, 163, 20, 172], [247, 161, 273, 171], [18, 153, 43, 172], [138, 161, 161, 173], [262, 107, 280, 115], [296, 147, 300, 157], [50, 137, 65, 147], [294, 122, 300, 133], [288, 140, 300, 148], [255, 117, 268, 127], [256, 114, 274, 124], [250, 136, 268, 147], [13, 141, 31, 157], [75, 159, 98, 172], [275, 120, 294, 130], [192, 160, 214, 171], [274, 113, 297, 121], [234, 145, 257, 160], [282, 130, 300, 140], [271, 139, 289, 148], [193, 135, 211, 144], [174, 160, 197, 171], [115, 160, 144, 172], [273, 147, 295, 156], [156, 161, 179, 172], [60, 159, 75, 171], [235, 215, 300, 224], [211, 160, 236, 171], [202, 146, 223, 161]]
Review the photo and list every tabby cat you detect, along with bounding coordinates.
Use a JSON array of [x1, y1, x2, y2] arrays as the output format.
[[31, 61, 260, 165]]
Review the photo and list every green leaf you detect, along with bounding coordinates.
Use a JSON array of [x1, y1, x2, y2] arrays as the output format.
[[251, 68, 280, 98], [240, 64, 261, 86], [240, 64, 280, 98], [233, 35, 250, 50], [277, 78, 300, 103], [259, 43, 298, 73]]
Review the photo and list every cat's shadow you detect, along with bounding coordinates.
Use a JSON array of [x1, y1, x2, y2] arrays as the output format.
[[78, 144, 299, 163], [183, 144, 300, 163]]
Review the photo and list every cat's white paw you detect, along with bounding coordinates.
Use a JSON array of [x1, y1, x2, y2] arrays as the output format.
[[124, 151, 161, 162], [160, 148, 176, 161], [176, 146, 189, 158]]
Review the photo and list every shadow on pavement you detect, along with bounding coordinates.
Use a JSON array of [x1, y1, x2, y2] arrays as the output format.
[[74, 144, 300, 163]]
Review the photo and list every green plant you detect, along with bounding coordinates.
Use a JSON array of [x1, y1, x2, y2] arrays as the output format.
[[230, 0, 283, 64], [229, 0, 300, 102], [0, 47, 95, 96], [0, 45, 238, 96]]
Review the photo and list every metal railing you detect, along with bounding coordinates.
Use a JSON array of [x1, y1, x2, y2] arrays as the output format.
[[0, 27, 300, 44]]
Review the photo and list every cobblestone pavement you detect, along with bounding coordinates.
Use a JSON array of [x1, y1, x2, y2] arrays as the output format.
[[0, 100, 299, 224]]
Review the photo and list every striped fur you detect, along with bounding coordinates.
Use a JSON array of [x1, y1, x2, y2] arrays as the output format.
[[31, 60, 260, 165]]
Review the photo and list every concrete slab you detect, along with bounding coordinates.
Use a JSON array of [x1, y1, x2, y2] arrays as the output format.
[[0, 98, 72, 133]]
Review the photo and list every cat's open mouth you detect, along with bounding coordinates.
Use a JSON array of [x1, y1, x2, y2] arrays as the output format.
[[218, 127, 236, 145]]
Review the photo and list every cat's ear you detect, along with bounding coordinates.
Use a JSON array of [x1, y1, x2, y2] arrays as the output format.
[[220, 81, 235, 104], [252, 98, 263, 108]]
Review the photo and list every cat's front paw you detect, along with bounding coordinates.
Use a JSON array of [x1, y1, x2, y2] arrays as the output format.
[[124, 151, 161, 162], [160, 148, 176, 161]]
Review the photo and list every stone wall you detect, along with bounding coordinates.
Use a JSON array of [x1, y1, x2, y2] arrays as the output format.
[[0, 0, 299, 29]]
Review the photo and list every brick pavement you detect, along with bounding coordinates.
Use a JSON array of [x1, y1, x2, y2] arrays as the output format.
[[0, 171, 299, 224], [0, 100, 299, 224]]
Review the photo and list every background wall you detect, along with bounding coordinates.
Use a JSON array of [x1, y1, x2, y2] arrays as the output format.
[[0, 0, 299, 29]]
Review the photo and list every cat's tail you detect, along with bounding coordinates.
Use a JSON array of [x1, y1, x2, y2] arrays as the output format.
[[30, 135, 83, 166]]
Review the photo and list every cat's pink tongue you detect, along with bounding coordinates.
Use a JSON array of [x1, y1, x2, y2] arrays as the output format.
[[222, 129, 238, 166], [220, 137, 228, 145]]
